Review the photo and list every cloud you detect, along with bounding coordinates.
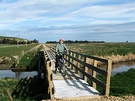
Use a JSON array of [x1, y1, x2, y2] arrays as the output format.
[[0, 21, 135, 42], [0, 0, 135, 42], [63, 2, 135, 24]]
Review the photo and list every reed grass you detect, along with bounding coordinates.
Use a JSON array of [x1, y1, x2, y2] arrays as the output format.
[[66, 42, 135, 63]]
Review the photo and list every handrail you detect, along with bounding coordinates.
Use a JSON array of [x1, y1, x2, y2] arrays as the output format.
[[65, 50, 112, 96], [65, 54, 107, 76], [44, 49, 54, 99], [69, 50, 108, 63]]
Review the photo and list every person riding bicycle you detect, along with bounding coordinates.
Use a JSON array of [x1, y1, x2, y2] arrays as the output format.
[[55, 38, 68, 73]]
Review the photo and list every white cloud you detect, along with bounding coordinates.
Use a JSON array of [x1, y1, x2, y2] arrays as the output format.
[[0, 0, 135, 42], [64, 2, 135, 24]]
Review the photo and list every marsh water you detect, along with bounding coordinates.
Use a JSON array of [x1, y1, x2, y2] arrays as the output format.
[[0, 61, 135, 78], [111, 61, 135, 76], [0, 70, 37, 78]]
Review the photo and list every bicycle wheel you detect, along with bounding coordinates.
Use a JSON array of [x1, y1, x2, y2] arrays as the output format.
[[62, 65, 67, 76]]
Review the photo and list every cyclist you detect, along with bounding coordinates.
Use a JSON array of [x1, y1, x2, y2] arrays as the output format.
[[55, 38, 68, 73]]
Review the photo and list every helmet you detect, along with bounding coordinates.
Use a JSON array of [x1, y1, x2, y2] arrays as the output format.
[[60, 38, 64, 41]]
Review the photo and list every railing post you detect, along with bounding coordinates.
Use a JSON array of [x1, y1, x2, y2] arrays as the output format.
[[46, 61, 54, 99], [84, 57, 89, 81], [82, 56, 86, 80], [105, 60, 112, 96], [73, 53, 77, 72], [70, 52, 73, 69], [92, 60, 97, 89], [68, 50, 71, 67], [77, 55, 81, 76], [64, 51, 68, 65]]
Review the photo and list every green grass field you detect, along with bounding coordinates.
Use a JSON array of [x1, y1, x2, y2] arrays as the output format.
[[0, 44, 39, 57], [66, 42, 135, 56], [0, 44, 41, 69]]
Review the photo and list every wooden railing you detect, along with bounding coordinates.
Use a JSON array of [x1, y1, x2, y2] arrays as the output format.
[[44, 49, 54, 99], [46, 44, 112, 96], [65, 50, 112, 96]]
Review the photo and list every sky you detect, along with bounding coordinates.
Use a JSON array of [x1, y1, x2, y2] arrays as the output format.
[[0, 0, 135, 43]]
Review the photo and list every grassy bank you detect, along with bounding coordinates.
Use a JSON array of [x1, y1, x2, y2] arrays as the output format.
[[95, 68, 135, 96], [110, 68, 135, 96]]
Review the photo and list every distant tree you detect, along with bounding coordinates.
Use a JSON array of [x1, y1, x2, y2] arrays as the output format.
[[46, 40, 105, 44], [31, 39, 39, 43], [46, 41, 57, 43]]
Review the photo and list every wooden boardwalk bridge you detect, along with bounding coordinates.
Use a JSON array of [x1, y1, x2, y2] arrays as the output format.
[[39, 44, 112, 100]]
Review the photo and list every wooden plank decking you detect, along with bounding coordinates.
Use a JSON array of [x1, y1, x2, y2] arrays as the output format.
[[51, 59, 100, 99]]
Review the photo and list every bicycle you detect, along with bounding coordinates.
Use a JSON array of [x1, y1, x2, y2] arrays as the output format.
[[56, 53, 67, 76]]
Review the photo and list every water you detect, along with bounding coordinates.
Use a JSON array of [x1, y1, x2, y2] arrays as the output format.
[[0, 70, 37, 78], [111, 62, 135, 76], [0, 62, 135, 78]]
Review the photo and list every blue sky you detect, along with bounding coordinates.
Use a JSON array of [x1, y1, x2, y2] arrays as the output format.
[[0, 0, 135, 42]]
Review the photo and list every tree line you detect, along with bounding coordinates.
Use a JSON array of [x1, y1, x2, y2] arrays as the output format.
[[0, 38, 39, 44], [46, 40, 105, 43]]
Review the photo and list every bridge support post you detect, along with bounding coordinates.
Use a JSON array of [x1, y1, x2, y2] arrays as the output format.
[[38, 54, 41, 78]]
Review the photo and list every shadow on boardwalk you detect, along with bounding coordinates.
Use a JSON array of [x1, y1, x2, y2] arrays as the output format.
[[62, 68, 100, 95]]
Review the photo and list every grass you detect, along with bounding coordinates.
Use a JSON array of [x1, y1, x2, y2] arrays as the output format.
[[93, 68, 135, 96], [110, 68, 135, 96], [0, 44, 39, 57], [0, 44, 41, 69], [18, 46, 42, 67], [66, 42, 135, 56], [0, 36, 27, 41], [0, 78, 19, 100]]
